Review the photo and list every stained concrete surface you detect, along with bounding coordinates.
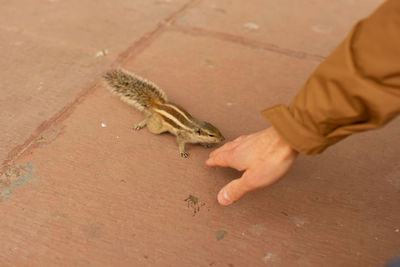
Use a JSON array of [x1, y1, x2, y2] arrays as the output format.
[[1, 0, 399, 266], [0, 0, 191, 165]]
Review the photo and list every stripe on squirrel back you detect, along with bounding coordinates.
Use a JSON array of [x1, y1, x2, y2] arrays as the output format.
[[153, 103, 196, 131], [103, 69, 167, 112]]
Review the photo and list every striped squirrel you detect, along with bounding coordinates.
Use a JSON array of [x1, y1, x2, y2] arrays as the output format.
[[103, 69, 225, 158]]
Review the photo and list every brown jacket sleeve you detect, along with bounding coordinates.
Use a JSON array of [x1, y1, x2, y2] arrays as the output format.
[[262, 0, 400, 155]]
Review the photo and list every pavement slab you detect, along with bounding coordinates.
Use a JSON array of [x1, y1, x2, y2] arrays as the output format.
[[1, 0, 399, 266], [176, 0, 386, 56], [0, 0, 191, 165]]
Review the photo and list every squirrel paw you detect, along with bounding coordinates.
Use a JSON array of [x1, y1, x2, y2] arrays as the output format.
[[180, 152, 189, 158], [132, 124, 144, 131], [201, 143, 214, 148]]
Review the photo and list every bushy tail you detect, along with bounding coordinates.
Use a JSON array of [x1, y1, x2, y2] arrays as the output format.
[[103, 69, 167, 112]]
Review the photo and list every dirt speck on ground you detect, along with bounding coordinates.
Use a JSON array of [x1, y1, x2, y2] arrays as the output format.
[[215, 230, 227, 241], [184, 194, 206, 216], [0, 162, 37, 202]]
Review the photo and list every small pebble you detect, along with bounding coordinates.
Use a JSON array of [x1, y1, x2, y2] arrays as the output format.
[[95, 49, 109, 57], [244, 22, 260, 30]]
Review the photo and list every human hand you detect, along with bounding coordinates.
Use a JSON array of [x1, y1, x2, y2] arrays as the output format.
[[206, 127, 298, 206]]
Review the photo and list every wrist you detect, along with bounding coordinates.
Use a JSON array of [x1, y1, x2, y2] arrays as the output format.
[[268, 126, 299, 158]]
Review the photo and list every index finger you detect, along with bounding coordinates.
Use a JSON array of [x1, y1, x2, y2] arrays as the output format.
[[209, 135, 247, 158], [206, 150, 233, 168], [209, 140, 239, 158]]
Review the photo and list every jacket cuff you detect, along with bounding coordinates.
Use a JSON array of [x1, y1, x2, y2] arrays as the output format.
[[261, 104, 330, 155]]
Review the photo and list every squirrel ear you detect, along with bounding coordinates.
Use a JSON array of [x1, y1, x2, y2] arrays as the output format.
[[196, 128, 201, 135]]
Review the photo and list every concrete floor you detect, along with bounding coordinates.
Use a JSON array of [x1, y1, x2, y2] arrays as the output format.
[[1, 0, 399, 266]]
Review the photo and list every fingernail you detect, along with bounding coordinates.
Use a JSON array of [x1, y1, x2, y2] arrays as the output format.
[[219, 189, 232, 205]]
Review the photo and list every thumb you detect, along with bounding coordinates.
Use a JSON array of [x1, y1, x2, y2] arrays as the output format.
[[217, 172, 255, 206]]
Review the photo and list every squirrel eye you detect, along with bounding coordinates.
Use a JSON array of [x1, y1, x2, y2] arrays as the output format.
[[208, 134, 215, 137]]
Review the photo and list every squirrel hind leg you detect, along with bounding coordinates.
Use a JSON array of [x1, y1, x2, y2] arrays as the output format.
[[146, 114, 168, 134]]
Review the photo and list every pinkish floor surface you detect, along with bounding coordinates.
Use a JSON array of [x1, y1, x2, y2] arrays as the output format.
[[1, 0, 399, 266]]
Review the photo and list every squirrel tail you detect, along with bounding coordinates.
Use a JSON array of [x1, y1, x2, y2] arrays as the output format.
[[103, 69, 167, 112]]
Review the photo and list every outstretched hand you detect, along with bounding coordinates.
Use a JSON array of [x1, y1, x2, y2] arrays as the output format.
[[206, 127, 298, 206]]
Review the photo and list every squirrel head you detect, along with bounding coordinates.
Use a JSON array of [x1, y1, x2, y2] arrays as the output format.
[[195, 121, 225, 143]]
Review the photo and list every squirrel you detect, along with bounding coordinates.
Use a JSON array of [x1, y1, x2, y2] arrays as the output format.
[[103, 69, 225, 158]]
